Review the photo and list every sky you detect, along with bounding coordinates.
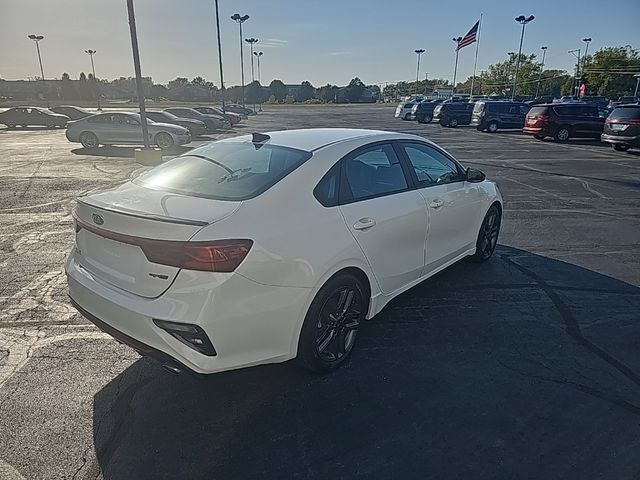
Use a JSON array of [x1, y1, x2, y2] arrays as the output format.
[[1, 0, 639, 88]]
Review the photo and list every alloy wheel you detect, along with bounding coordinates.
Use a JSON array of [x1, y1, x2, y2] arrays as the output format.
[[315, 286, 362, 362], [480, 209, 501, 259]]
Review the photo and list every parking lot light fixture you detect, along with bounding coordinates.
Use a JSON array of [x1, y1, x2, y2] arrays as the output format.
[[582, 37, 592, 79], [214, 0, 226, 112], [512, 15, 535, 100], [568, 49, 581, 97], [253, 51, 263, 83], [245, 38, 259, 82], [84, 49, 101, 110], [536, 46, 548, 98], [27, 34, 48, 107], [414, 49, 425, 95], [231, 13, 250, 108], [451, 39, 462, 98]]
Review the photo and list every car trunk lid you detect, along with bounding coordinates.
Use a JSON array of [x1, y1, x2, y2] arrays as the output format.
[[73, 182, 240, 298]]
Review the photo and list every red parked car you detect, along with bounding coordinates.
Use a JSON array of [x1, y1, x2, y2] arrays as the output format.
[[523, 103, 607, 142]]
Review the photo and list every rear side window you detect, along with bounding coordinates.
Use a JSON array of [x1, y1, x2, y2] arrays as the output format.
[[343, 144, 408, 201], [314, 162, 341, 207], [134, 142, 312, 201], [88, 115, 112, 124], [528, 106, 549, 116], [473, 102, 485, 113], [554, 106, 572, 116], [609, 107, 640, 121]]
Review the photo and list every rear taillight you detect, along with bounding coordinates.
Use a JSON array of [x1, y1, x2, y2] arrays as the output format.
[[535, 114, 549, 121], [72, 209, 252, 272]]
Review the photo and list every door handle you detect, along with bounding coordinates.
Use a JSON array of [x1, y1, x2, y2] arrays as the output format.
[[429, 199, 444, 209], [353, 218, 376, 230]]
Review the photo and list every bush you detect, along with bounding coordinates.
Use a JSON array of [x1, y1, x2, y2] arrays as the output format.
[[284, 95, 295, 104], [303, 98, 322, 104], [267, 94, 277, 104]]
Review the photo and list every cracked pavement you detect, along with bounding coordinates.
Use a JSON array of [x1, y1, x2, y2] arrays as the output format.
[[0, 104, 639, 479]]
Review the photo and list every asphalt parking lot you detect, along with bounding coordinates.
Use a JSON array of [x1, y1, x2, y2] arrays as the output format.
[[1, 103, 639, 480]]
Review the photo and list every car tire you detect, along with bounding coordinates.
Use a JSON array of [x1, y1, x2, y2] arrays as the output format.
[[403, 113, 412, 120], [423, 114, 432, 124], [439, 119, 448, 127], [417, 117, 426, 124], [297, 273, 368, 373], [155, 132, 174, 150], [534, 134, 545, 140], [80, 131, 99, 149], [470, 204, 501, 263], [5, 123, 15, 129], [613, 144, 629, 152], [554, 127, 570, 142], [449, 118, 459, 128], [487, 121, 499, 133]]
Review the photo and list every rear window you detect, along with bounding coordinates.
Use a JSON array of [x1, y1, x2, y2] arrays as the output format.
[[609, 106, 640, 121], [134, 141, 312, 201], [528, 106, 550, 116]]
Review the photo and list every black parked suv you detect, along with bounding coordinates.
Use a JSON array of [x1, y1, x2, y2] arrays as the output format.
[[601, 104, 640, 152], [523, 103, 607, 142], [433, 101, 474, 127], [471, 101, 530, 132], [411, 99, 444, 123]]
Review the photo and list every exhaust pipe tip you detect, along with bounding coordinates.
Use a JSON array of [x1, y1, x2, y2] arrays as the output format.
[[161, 363, 182, 375]]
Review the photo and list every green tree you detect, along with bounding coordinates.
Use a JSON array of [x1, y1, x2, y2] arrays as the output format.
[[582, 46, 640, 98], [78, 72, 89, 100], [297, 80, 315, 101], [60, 72, 78, 100], [191, 76, 206, 86], [246, 81, 266, 104], [284, 94, 294, 104], [269, 79, 287, 102], [345, 77, 365, 102], [168, 77, 189, 90], [316, 84, 339, 103]]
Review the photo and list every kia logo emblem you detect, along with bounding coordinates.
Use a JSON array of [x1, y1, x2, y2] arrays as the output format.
[[92, 213, 104, 225]]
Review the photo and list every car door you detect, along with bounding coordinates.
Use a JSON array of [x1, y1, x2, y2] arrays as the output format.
[[398, 142, 484, 275], [338, 143, 427, 294]]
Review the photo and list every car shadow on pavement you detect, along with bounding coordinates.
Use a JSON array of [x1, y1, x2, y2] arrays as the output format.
[[91, 246, 640, 480], [71, 145, 192, 158]]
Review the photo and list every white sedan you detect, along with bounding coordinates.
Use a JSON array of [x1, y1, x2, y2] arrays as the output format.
[[65, 112, 191, 150], [66, 128, 502, 375]]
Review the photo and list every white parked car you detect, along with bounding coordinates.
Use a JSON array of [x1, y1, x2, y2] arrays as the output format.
[[67, 128, 502, 375], [65, 112, 191, 150], [394, 101, 417, 120]]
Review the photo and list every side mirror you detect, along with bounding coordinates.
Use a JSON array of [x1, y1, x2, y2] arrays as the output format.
[[466, 168, 485, 183]]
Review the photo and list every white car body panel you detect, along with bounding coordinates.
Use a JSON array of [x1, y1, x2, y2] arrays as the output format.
[[66, 128, 502, 374]]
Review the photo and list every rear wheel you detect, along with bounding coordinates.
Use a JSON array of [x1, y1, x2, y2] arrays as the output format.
[[80, 131, 99, 149], [449, 118, 459, 127], [155, 132, 174, 150], [554, 127, 570, 142], [613, 144, 630, 152], [297, 273, 367, 373], [403, 113, 412, 120], [487, 121, 499, 133], [471, 204, 501, 262]]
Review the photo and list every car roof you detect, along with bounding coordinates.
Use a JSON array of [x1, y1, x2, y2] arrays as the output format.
[[217, 128, 423, 152]]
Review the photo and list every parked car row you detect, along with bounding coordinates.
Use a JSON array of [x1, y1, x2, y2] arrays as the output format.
[[396, 97, 640, 152], [0, 103, 255, 150]]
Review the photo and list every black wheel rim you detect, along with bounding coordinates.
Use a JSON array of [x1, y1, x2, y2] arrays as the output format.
[[480, 209, 501, 258], [315, 286, 362, 362], [82, 133, 97, 148]]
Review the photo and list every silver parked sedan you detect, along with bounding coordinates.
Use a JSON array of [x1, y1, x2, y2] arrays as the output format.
[[65, 112, 191, 150]]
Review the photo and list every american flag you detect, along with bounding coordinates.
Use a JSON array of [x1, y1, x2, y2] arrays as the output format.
[[457, 20, 480, 51]]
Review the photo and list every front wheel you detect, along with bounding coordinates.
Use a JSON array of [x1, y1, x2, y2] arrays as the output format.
[[423, 114, 432, 123], [297, 273, 367, 373], [155, 132, 174, 150], [80, 131, 99, 149], [534, 134, 545, 140], [403, 113, 412, 120], [471, 205, 501, 262], [613, 144, 630, 152], [449, 118, 459, 127], [487, 121, 499, 133]]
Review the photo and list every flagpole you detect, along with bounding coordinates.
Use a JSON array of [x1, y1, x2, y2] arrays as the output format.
[[469, 14, 482, 99], [451, 37, 461, 99]]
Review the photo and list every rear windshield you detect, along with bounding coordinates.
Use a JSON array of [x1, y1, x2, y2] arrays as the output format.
[[609, 107, 640, 121], [134, 141, 312, 201], [528, 106, 550, 116]]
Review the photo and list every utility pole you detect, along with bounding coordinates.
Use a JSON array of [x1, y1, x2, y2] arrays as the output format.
[[512, 15, 535, 101], [535, 46, 547, 98], [231, 13, 250, 107], [27, 34, 48, 107], [84, 49, 101, 110]]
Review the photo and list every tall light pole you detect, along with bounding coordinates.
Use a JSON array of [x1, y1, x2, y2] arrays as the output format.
[[535, 46, 547, 98], [27, 34, 48, 107], [245, 38, 258, 82], [512, 15, 535, 100], [253, 51, 263, 83], [84, 49, 101, 110], [414, 49, 425, 95], [214, 0, 226, 112], [506, 51, 515, 93], [581, 37, 592, 92], [568, 49, 581, 97], [231, 13, 250, 107], [126, 0, 151, 149], [451, 38, 462, 98]]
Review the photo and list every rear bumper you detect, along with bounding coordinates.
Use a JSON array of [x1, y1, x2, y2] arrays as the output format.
[[523, 126, 546, 134], [601, 133, 640, 146], [66, 251, 312, 374]]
